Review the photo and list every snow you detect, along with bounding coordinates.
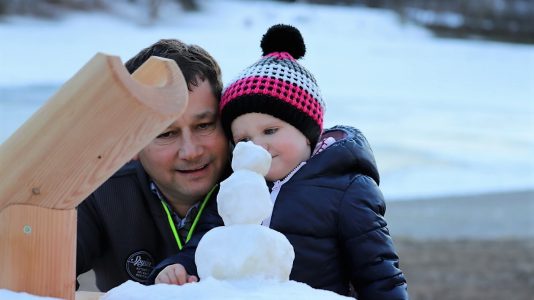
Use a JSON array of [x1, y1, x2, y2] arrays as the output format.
[[1, 0, 533, 201], [216, 142, 273, 225], [231, 141, 271, 176], [1, 1, 533, 299], [196, 141, 294, 282], [100, 278, 351, 300], [0, 290, 60, 300], [216, 170, 273, 225], [195, 225, 294, 282]]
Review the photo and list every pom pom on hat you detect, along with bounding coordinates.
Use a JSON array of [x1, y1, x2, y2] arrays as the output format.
[[260, 24, 305, 59], [220, 24, 325, 150]]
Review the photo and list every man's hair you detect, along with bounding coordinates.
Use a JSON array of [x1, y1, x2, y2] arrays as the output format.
[[125, 39, 223, 99]]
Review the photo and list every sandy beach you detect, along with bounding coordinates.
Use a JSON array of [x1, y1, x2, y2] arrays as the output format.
[[78, 190, 534, 299]]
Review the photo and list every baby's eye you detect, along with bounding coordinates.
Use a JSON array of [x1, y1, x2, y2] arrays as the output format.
[[264, 128, 278, 135]]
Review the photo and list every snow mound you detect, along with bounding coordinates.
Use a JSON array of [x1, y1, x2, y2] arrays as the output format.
[[102, 278, 352, 300]]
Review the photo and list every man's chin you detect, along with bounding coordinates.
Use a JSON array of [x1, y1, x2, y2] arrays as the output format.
[[183, 182, 217, 199]]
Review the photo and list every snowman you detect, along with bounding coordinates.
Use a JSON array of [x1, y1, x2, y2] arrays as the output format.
[[194, 141, 295, 281], [100, 141, 351, 300]]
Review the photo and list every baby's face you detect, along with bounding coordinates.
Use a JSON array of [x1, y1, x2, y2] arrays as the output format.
[[231, 113, 311, 181]]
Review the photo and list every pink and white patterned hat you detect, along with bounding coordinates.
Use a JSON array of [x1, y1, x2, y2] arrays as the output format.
[[220, 24, 326, 149]]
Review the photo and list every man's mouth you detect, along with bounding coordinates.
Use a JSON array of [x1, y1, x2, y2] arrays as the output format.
[[177, 164, 209, 174]]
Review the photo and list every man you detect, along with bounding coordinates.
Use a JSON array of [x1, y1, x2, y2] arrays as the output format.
[[76, 39, 230, 292]]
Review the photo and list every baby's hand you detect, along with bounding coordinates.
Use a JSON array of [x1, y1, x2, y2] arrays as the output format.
[[155, 264, 199, 285]]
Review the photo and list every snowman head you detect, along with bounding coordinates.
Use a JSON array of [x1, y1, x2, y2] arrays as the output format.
[[231, 141, 271, 176]]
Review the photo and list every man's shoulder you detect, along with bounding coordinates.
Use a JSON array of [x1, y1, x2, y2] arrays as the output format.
[[95, 160, 147, 187], [111, 160, 143, 179], [89, 160, 148, 201]]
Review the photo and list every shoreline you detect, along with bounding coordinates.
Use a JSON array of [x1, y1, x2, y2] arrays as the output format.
[[387, 190, 534, 299], [384, 189, 534, 299], [386, 189, 534, 239], [395, 237, 534, 300]]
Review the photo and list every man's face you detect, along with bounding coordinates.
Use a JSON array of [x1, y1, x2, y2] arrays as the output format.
[[137, 79, 229, 209]]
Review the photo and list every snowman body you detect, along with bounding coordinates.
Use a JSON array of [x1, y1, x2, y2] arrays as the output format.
[[195, 142, 295, 281]]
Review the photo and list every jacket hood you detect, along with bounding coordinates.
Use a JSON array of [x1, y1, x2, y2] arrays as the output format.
[[295, 125, 380, 185]]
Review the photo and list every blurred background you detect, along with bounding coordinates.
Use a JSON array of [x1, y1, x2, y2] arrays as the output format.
[[2, 0, 534, 42], [0, 1, 533, 299], [1, 0, 532, 201]]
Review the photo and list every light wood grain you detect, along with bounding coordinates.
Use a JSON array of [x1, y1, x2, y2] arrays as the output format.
[[0, 205, 76, 298], [0, 53, 188, 299], [0, 53, 188, 211]]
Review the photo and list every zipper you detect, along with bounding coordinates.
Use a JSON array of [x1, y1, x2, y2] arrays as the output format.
[[261, 161, 306, 227]]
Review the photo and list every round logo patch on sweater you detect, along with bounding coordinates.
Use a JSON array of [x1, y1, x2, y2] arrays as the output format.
[[125, 250, 154, 282]]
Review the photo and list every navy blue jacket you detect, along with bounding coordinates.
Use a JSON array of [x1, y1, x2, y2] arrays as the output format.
[[76, 161, 224, 292], [268, 125, 408, 299]]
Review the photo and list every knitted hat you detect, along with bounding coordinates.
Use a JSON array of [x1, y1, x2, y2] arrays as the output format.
[[220, 24, 325, 149]]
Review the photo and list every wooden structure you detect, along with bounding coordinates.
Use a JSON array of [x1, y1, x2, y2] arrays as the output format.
[[0, 53, 188, 299]]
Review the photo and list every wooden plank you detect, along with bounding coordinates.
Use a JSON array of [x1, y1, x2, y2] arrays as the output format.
[[0, 205, 76, 299], [0, 53, 188, 211], [0, 54, 188, 299]]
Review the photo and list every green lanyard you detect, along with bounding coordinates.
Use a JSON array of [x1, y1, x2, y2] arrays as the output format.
[[160, 184, 217, 250]]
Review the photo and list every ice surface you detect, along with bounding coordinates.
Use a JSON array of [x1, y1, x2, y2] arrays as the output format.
[[1, 0, 533, 200]]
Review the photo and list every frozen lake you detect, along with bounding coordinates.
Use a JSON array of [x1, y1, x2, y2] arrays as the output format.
[[1, 0, 533, 201]]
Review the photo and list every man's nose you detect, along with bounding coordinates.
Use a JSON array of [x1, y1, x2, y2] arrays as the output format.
[[179, 133, 202, 160]]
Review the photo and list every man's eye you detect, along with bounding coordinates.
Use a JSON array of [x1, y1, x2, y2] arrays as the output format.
[[156, 131, 175, 139], [195, 122, 217, 136], [197, 122, 215, 130], [264, 128, 278, 135]]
